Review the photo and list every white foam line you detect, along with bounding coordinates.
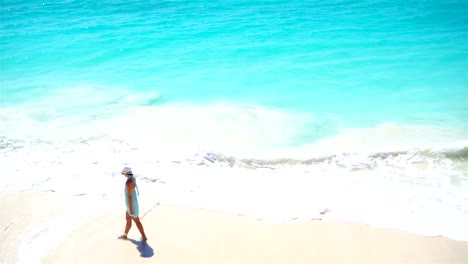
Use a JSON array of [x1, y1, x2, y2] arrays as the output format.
[[3, 213, 28, 238], [16, 201, 112, 264]]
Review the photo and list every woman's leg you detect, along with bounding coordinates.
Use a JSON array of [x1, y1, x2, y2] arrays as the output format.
[[123, 211, 132, 236], [132, 217, 147, 240]]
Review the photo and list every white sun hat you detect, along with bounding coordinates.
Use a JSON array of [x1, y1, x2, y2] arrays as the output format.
[[121, 167, 133, 175]]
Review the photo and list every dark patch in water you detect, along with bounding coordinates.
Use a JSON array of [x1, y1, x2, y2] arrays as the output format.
[[140, 177, 166, 184]]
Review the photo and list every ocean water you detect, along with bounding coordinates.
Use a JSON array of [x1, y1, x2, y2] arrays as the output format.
[[1, 0, 467, 257]]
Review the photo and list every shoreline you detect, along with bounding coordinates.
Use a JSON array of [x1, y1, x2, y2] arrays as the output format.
[[2, 191, 467, 264], [0, 191, 115, 264], [0, 191, 66, 264], [44, 205, 467, 264]]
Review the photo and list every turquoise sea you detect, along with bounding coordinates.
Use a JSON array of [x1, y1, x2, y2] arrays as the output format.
[[2, 0, 467, 125], [1, 0, 467, 257]]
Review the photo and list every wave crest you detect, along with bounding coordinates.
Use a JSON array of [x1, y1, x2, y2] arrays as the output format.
[[196, 144, 468, 171]]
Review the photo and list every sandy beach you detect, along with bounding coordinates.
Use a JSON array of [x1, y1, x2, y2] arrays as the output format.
[[1, 190, 467, 264], [42, 206, 466, 264], [0, 191, 68, 264]]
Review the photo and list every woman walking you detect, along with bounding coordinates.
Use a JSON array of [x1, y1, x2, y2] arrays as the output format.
[[118, 167, 147, 241]]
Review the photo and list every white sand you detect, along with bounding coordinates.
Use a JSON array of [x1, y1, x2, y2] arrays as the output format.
[[42, 205, 467, 264], [1, 191, 466, 264], [0, 191, 66, 264]]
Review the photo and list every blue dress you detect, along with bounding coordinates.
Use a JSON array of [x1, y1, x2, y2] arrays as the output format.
[[124, 177, 140, 217]]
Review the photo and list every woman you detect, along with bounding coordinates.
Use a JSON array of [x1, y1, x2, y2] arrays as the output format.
[[118, 167, 147, 241]]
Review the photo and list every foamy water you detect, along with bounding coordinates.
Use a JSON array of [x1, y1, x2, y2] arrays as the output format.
[[1, 89, 467, 252]]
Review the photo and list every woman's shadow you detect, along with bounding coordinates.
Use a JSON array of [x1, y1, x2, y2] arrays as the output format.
[[128, 239, 155, 258]]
